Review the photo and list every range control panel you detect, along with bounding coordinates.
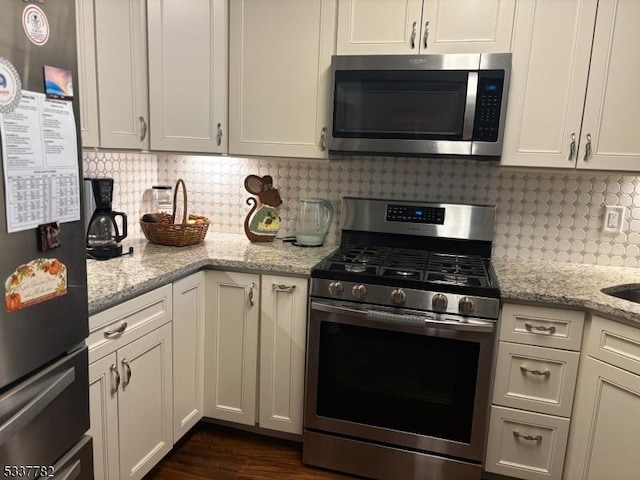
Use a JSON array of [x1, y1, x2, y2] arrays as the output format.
[[386, 204, 445, 224]]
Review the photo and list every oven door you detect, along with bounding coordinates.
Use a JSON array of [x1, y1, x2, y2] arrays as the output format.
[[304, 299, 495, 462]]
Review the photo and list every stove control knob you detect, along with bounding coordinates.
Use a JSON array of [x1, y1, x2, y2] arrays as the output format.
[[328, 281, 343, 296], [352, 284, 367, 300], [432, 294, 448, 312], [459, 297, 475, 316], [391, 288, 406, 305]]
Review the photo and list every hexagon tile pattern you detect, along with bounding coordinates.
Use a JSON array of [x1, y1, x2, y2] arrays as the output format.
[[84, 151, 640, 267]]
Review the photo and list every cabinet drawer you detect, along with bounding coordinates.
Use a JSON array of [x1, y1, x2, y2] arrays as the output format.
[[88, 284, 172, 363], [585, 315, 640, 376], [485, 406, 569, 480], [500, 304, 585, 351], [492, 342, 579, 417]]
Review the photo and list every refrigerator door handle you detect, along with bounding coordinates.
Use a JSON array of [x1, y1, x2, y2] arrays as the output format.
[[0, 367, 75, 446]]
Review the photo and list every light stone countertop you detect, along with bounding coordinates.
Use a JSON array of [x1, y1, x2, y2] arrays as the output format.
[[493, 258, 640, 325], [86, 233, 337, 314], [87, 234, 640, 326]]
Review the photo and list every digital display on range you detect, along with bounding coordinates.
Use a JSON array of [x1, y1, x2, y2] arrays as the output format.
[[386, 205, 445, 224]]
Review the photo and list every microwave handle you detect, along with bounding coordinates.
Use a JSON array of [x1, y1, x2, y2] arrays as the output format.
[[463, 72, 478, 140]]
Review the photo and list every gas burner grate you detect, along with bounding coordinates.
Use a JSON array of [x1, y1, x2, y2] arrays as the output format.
[[425, 254, 489, 287]]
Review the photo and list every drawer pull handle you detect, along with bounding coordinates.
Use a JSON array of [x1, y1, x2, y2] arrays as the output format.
[[273, 284, 296, 293], [104, 322, 128, 338], [513, 430, 542, 443], [520, 366, 551, 378], [524, 322, 556, 335]]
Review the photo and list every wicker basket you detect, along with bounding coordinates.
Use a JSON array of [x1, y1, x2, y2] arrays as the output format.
[[140, 179, 209, 247]]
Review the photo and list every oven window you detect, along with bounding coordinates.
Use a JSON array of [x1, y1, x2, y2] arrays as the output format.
[[333, 70, 469, 140], [316, 321, 480, 443]]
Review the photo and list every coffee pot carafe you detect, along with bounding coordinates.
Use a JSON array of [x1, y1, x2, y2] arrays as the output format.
[[84, 178, 129, 260], [295, 198, 334, 246]]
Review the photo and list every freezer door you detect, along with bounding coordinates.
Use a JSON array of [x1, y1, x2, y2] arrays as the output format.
[[0, 0, 88, 389], [0, 346, 89, 466]]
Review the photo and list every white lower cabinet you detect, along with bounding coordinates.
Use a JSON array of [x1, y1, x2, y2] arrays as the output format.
[[204, 271, 309, 434], [486, 406, 570, 480], [89, 323, 173, 480], [259, 275, 309, 434], [172, 272, 206, 442], [563, 316, 640, 480], [88, 286, 173, 480], [485, 303, 584, 480]]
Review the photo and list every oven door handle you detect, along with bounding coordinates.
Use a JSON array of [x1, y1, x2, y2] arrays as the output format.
[[311, 301, 495, 333]]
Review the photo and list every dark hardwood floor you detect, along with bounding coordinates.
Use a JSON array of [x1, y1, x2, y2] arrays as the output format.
[[144, 422, 358, 480]]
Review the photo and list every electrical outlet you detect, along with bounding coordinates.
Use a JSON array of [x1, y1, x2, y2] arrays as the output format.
[[603, 205, 625, 233]]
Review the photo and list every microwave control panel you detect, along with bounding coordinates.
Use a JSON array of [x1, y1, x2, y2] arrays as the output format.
[[473, 72, 505, 142], [386, 205, 445, 224]]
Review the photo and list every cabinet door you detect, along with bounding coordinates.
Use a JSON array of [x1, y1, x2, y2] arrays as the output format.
[[336, 0, 424, 54], [229, 0, 336, 158], [75, 0, 100, 148], [88, 353, 119, 480], [420, 0, 515, 53], [172, 272, 206, 443], [577, 0, 640, 171], [148, 0, 228, 153], [563, 356, 640, 480], [259, 276, 308, 434], [204, 271, 260, 425], [94, 0, 149, 149], [118, 324, 173, 480], [501, 0, 597, 168]]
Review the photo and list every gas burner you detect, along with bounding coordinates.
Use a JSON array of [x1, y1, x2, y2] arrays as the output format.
[[382, 267, 422, 280], [345, 263, 368, 273]]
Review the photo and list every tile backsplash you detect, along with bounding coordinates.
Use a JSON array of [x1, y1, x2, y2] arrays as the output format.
[[82, 151, 158, 236], [84, 151, 640, 268]]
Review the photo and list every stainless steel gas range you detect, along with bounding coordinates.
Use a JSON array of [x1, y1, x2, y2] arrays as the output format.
[[303, 197, 500, 480]]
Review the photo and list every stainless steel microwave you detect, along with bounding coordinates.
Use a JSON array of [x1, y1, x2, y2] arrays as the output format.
[[328, 53, 511, 158]]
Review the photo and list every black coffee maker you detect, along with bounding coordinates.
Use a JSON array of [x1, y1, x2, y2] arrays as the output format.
[[84, 178, 128, 260]]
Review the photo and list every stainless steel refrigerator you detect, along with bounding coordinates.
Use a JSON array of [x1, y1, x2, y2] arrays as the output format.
[[0, 0, 92, 476]]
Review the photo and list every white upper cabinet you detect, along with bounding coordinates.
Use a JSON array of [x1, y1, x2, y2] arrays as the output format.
[[337, 0, 424, 54], [229, 0, 337, 158], [577, 0, 640, 171], [75, 0, 100, 148], [147, 0, 228, 154], [336, 0, 515, 55], [501, 0, 596, 168], [502, 0, 640, 171], [94, 0, 149, 150]]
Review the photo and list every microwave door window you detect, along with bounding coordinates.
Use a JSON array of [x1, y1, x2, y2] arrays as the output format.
[[333, 71, 469, 140]]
